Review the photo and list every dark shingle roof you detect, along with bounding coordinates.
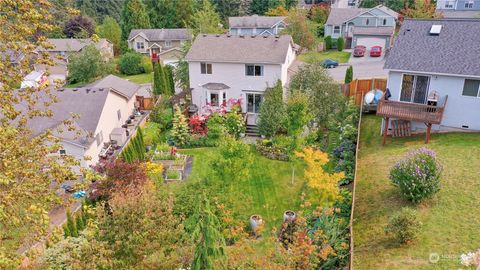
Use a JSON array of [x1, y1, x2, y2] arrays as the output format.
[[128, 29, 191, 41], [326, 8, 367, 25], [185, 34, 293, 64], [384, 19, 480, 77], [229, 15, 286, 28], [202, 83, 230, 90], [41, 38, 110, 52]]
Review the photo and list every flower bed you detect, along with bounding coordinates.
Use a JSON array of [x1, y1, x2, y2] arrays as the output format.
[[255, 139, 289, 161], [164, 169, 182, 182]]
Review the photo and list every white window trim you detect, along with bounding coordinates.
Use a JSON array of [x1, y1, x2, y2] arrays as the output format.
[[136, 42, 145, 50], [245, 64, 264, 77], [461, 78, 480, 98], [200, 62, 212, 74], [333, 25, 341, 34], [444, 1, 454, 8], [465, 1, 474, 8], [206, 90, 226, 107]]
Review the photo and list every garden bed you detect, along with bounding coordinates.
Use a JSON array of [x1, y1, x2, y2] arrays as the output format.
[[352, 116, 480, 269]]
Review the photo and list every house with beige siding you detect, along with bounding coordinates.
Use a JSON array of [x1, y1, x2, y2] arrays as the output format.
[[228, 15, 286, 36], [186, 34, 296, 125], [27, 75, 144, 170], [128, 29, 191, 65]]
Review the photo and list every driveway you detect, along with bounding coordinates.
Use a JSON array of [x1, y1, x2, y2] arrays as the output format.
[[327, 59, 387, 82]]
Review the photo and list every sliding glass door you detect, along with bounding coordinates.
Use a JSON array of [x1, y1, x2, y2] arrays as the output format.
[[400, 74, 430, 104]]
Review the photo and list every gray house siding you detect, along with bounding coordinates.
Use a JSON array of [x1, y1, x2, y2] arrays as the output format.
[[387, 70, 480, 132], [437, 0, 480, 10], [455, 0, 480, 10]]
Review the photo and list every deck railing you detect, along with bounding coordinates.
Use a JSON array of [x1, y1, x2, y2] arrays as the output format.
[[376, 97, 447, 125]]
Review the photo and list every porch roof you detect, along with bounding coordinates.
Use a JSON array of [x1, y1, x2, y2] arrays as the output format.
[[202, 82, 230, 90]]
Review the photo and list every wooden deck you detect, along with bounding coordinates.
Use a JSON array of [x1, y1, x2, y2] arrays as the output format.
[[376, 96, 448, 144]]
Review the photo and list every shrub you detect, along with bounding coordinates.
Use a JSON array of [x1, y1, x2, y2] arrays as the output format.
[[150, 99, 173, 131], [385, 208, 422, 244], [344, 65, 353, 84], [206, 113, 225, 141], [211, 136, 253, 184], [166, 169, 181, 180], [67, 45, 114, 84], [256, 138, 290, 161], [324, 36, 332, 50], [258, 81, 286, 137], [390, 148, 442, 203], [142, 56, 153, 73], [119, 52, 144, 75], [224, 112, 245, 138], [336, 37, 345, 51], [170, 105, 190, 147]]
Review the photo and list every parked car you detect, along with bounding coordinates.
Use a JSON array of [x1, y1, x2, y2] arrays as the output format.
[[353, 45, 366, 57], [370, 46, 383, 57], [321, 59, 339, 68]]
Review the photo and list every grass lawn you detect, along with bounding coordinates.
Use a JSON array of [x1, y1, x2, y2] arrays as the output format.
[[353, 115, 480, 269], [298, 50, 351, 64], [118, 72, 153, 84], [180, 147, 306, 231]]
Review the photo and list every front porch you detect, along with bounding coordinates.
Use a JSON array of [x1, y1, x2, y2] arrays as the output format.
[[376, 96, 448, 144]]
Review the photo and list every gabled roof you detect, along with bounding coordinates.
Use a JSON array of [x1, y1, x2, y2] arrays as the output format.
[[202, 82, 230, 90], [384, 19, 480, 77], [128, 29, 191, 41], [375, 5, 399, 19], [229, 15, 286, 29], [185, 34, 293, 64], [326, 8, 367, 25], [26, 75, 140, 146], [40, 38, 110, 52]]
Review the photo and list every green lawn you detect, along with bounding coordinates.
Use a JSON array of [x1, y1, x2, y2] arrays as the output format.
[[353, 116, 480, 269], [118, 72, 153, 84], [180, 147, 306, 231], [298, 50, 351, 64]]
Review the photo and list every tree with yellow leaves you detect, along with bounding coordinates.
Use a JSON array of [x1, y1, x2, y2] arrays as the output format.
[[296, 148, 344, 205]]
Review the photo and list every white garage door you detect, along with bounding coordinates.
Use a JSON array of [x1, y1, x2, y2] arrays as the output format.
[[356, 37, 387, 49]]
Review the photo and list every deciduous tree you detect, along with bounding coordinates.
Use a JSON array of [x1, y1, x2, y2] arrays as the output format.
[[190, 0, 224, 35], [63, 15, 96, 38], [67, 45, 114, 84], [258, 80, 286, 137], [121, 0, 151, 42], [96, 16, 121, 55], [145, 0, 177, 28], [402, 0, 440, 18], [284, 9, 315, 50]]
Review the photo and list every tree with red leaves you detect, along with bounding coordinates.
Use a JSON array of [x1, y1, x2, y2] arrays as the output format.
[[63, 15, 96, 38]]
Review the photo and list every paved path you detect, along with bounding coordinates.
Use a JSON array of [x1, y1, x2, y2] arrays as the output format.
[[327, 59, 388, 82]]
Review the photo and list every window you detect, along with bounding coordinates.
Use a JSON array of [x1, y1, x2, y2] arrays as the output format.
[[462, 79, 480, 97], [400, 74, 430, 104], [117, 109, 121, 121], [136, 42, 145, 50], [383, 18, 387, 25], [210, 93, 219, 106], [245, 64, 264, 76], [465, 1, 474, 8], [200, 62, 212, 74], [95, 131, 103, 147], [59, 149, 66, 155], [366, 18, 370, 25], [165, 40, 172, 47], [333, 26, 341, 34], [444, 1, 454, 8]]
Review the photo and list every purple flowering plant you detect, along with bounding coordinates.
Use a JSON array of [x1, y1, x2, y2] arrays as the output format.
[[390, 147, 443, 203]]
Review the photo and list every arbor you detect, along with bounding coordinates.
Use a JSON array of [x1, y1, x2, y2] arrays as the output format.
[[63, 15, 96, 38], [0, 1, 78, 267], [284, 9, 315, 50], [121, 0, 151, 42], [171, 105, 191, 146], [190, 0, 224, 35], [96, 16, 121, 55], [258, 81, 286, 137], [191, 195, 227, 270], [344, 65, 353, 84], [67, 45, 114, 84]]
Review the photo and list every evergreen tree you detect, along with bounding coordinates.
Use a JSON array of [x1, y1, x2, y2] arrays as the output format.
[[250, 0, 269, 15], [76, 0, 124, 22], [175, 0, 195, 27], [96, 16, 122, 55], [62, 223, 70, 238], [66, 209, 78, 237], [285, 0, 298, 9], [190, 0, 224, 35], [165, 65, 176, 95], [76, 214, 85, 231], [153, 63, 169, 96], [258, 80, 287, 137], [211, 0, 241, 20], [121, 0, 151, 42], [344, 66, 353, 84], [238, 0, 253, 15], [145, 0, 177, 28], [171, 105, 190, 146], [191, 195, 226, 270]]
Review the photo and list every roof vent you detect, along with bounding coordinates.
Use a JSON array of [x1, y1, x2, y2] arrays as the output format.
[[99, 88, 104, 91], [226, 34, 231, 37], [72, 88, 78, 92], [251, 35, 256, 38], [430, 25, 442, 35], [86, 88, 91, 93], [58, 88, 64, 92], [202, 34, 207, 37], [239, 34, 244, 38], [216, 34, 220, 37]]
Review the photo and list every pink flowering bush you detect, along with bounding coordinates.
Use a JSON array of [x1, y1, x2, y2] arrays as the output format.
[[390, 148, 442, 203]]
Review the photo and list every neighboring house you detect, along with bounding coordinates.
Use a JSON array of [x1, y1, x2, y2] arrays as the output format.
[[437, 0, 480, 17], [21, 70, 49, 89], [27, 75, 143, 169], [35, 38, 114, 82], [128, 29, 191, 65], [299, 0, 332, 8], [324, 5, 398, 49], [185, 34, 296, 125], [382, 19, 480, 135], [228, 15, 287, 36], [2, 49, 25, 66]]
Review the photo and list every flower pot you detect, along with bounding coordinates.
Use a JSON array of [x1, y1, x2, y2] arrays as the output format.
[[283, 210, 296, 223], [240, 133, 245, 138], [249, 215, 263, 234]]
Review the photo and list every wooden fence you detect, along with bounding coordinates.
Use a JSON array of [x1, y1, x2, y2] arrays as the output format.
[[341, 78, 387, 106]]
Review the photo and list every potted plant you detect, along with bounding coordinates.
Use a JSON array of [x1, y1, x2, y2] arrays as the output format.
[[283, 210, 296, 222], [249, 215, 264, 237]]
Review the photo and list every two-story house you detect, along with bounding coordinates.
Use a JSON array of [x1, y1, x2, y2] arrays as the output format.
[[228, 15, 287, 36], [436, 0, 480, 18], [379, 19, 480, 142], [128, 29, 191, 65], [185, 34, 296, 125], [324, 5, 398, 49], [28, 75, 144, 170]]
